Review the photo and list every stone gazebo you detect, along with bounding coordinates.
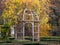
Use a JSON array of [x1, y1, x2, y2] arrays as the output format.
[[14, 8, 40, 41]]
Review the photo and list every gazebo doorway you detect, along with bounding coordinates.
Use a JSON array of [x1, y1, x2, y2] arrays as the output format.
[[25, 23, 32, 36]]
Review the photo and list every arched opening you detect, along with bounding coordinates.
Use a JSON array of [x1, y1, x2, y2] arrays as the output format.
[[25, 23, 32, 36]]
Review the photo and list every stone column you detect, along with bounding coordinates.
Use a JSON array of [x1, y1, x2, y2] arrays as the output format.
[[23, 23, 25, 40], [37, 23, 40, 41], [32, 23, 34, 41]]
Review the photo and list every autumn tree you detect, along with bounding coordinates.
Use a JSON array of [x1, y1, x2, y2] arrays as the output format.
[[48, 0, 60, 36], [39, 0, 51, 36], [0, 0, 5, 25], [2, 0, 51, 36]]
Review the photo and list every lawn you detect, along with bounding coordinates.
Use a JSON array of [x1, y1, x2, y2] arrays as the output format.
[[0, 36, 60, 45]]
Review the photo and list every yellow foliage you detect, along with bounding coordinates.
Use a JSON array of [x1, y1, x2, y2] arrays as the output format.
[[2, 0, 51, 36], [39, 0, 51, 36], [40, 24, 51, 36]]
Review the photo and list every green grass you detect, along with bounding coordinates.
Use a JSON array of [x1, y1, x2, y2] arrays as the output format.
[[0, 36, 60, 45], [40, 36, 60, 43]]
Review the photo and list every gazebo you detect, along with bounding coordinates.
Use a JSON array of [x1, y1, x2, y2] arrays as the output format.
[[14, 8, 40, 41]]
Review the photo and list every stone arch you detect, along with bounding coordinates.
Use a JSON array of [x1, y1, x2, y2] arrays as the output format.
[[14, 8, 40, 42]]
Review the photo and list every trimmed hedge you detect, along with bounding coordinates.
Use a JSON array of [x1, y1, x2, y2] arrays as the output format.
[[40, 36, 60, 42]]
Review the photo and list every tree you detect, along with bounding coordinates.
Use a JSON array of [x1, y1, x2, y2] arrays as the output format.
[[2, 0, 51, 36], [0, 0, 5, 25], [48, 0, 60, 36]]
